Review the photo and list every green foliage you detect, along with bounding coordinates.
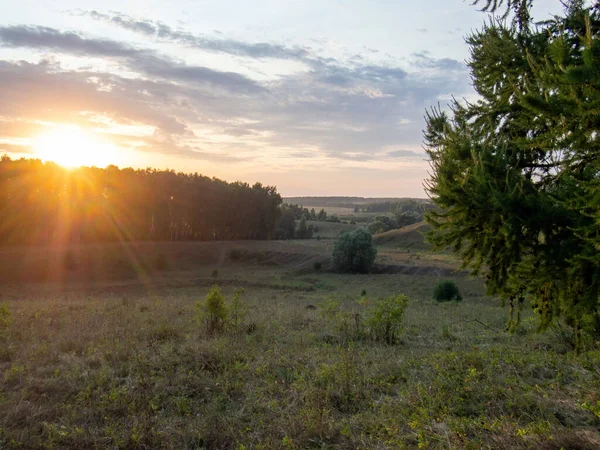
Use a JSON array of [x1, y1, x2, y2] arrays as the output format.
[[196, 285, 228, 335], [195, 286, 246, 335], [433, 280, 463, 303], [395, 211, 421, 228], [424, 2, 600, 348], [276, 207, 296, 240], [295, 214, 314, 239], [313, 261, 322, 272], [368, 215, 398, 234], [332, 228, 377, 273], [366, 294, 409, 345], [320, 293, 409, 345]]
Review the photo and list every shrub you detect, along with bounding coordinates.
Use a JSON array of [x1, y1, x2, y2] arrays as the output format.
[[211, 269, 219, 278], [366, 294, 409, 345], [433, 280, 463, 302], [195, 285, 246, 335], [320, 293, 409, 345], [313, 261, 322, 272], [196, 285, 228, 335], [332, 228, 377, 273]]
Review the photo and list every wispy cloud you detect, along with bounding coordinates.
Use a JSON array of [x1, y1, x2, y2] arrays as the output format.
[[0, 17, 471, 169]]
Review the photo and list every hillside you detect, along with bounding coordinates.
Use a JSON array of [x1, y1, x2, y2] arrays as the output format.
[[373, 221, 431, 250]]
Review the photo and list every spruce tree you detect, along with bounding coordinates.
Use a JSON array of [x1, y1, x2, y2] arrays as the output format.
[[424, 1, 600, 350]]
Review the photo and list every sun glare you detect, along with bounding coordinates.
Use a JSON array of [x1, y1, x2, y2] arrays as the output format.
[[32, 127, 121, 168]]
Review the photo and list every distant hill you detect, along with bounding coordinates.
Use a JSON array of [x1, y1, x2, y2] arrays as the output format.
[[373, 221, 431, 250], [283, 197, 428, 208]]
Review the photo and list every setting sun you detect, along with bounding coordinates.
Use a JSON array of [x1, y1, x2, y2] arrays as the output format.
[[32, 126, 120, 168]]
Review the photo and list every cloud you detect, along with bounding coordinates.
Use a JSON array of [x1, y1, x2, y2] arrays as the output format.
[[386, 150, 424, 158], [83, 11, 312, 62], [0, 25, 264, 94], [0, 21, 472, 167], [412, 51, 465, 72], [0, 25, 138, 57]]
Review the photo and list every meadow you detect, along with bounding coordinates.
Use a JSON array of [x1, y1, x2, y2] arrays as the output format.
[[0, 223, 598, 449]]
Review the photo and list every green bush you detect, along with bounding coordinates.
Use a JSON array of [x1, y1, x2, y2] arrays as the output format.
[[433, 280, 463, 302], [332, 228, 377, 273], [196, 285, 228, 335], [195, 285, 246, 335], [313, 261, 322, 272], [366, 294, 409, 345], [320, 293, 409, 345]]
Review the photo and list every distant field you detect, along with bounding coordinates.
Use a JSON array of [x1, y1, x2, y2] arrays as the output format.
[[0, 234, 598, 449], [304, 205, 356, 216]]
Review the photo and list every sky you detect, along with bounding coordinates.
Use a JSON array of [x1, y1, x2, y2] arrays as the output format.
[[0, 0, 565, 197]]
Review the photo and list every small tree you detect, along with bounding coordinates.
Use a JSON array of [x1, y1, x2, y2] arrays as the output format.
[[433, 280, 463, 303], [332, 229, 377, 273], [297, 215, 308, 239], [196, 285, 228, 335], [276, 207, 296, 239]]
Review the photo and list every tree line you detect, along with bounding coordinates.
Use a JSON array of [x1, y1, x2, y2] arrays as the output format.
[[0, 156, 282, 245]]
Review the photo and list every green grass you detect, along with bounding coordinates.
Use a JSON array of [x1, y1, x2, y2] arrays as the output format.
[[0, 240, 598, 449]]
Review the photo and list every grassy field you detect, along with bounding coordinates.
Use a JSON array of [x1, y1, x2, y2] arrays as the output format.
[[0, 223, 599, 449]]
